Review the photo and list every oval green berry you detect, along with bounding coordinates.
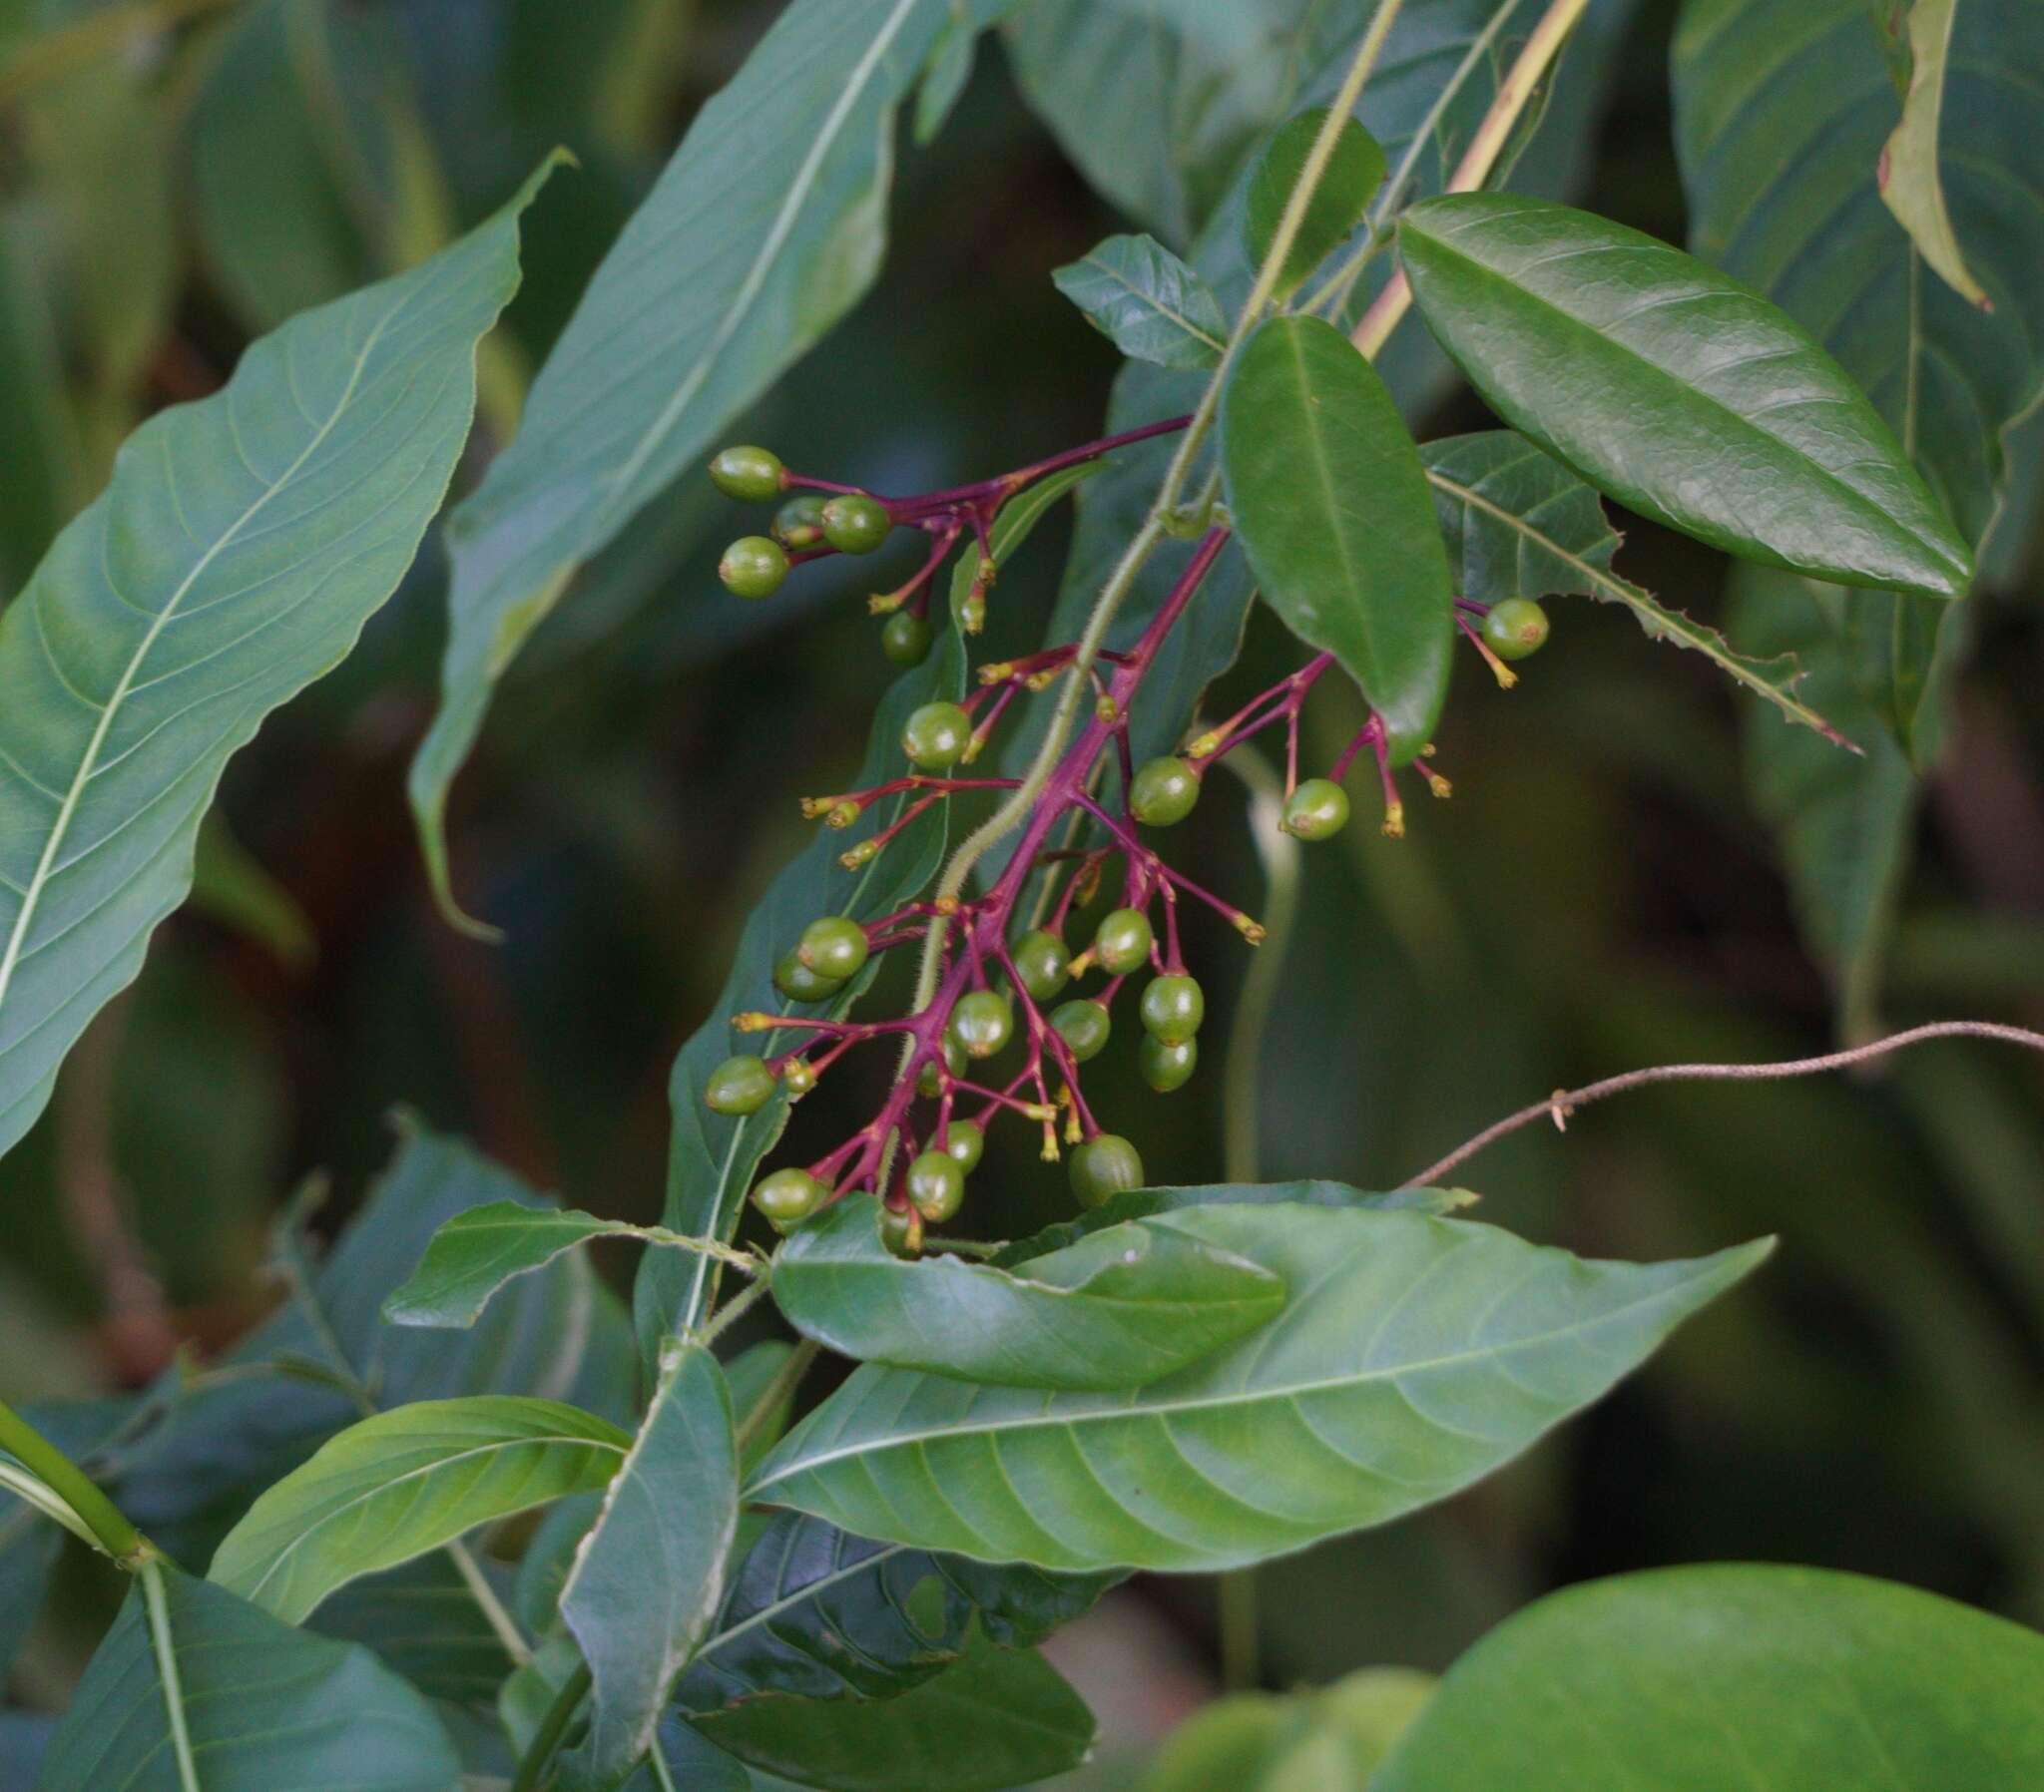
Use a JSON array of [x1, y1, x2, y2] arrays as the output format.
[[709, 445, 784, 503], [880, 610, 933, 668], [1048, 998, 1111, 1064], [1140, 974, 1205, 1045], [752, 1166, 824, 1229], [902, 700, 972, 770], [1011, 929, 1071, 1003], [773, 493, 828, 549], [905, 1149, 965, 1224], [948, 989, 1015, 1060], [1140, 1034, 1198, 1093], [917, 1037, 966, 1098], [1093, 907, 1154, 978], [938, 1119, 984, 1173], [1282, 777, 1350, 841], [773, 950, 844, 1004], [1130, 755, 1201, 827], [821, 493, 892, 555], [878, 1202, 924, 1258], [781, 1058, 816, 1097], [1069, 1134, 1145, 1208], [1482, 597, 1550, 661], [797, 915, 869, 981], [704, 1054, 774, 1117], [719, 535, 789, 600]]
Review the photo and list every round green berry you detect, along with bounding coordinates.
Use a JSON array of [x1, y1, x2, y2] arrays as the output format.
[[709, 445, 784, 503], [705, 1054, 774, 1117], [917, 1037, 966, 1098], [821, 494, 892, 555], [938, 1119, 984, 1173], [1482, 597, 1550, 661], [1140, 1034, 1198, 1093], [1130, 755, 1201, 827], [880, 610, 933, 668], [781, 1058, 816, 1097], [878, 1202, 924, 1258], [1011, 929, 1071, 1003], [773, 950, 844, 1004], [1140, 974, 1205, 1045], [1069, 1134, 1145, 1208], [906, 1149, 965, 1224], [773, 493, 828, 549], [720, 535, 789, 600], [1282, 777, 1350, 841], [752, 1166, 823, 1229], [1093, 907, 1154, 978], [1049, 999, 1111, 1064], [902, 701, 972, 770], [797, 915, 870, 981], [948, 989, 1014, 1060]]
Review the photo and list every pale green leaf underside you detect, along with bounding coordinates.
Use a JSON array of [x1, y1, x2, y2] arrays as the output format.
[[752, 1204, 1772, 1572], [1878, 0, 1990, 309]]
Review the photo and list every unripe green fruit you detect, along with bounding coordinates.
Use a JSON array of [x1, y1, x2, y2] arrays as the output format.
[[1093, 907, 1154, 977], [1482, 597, 1550, 661], [906, 1149, 966, 1223], [917, 1037, 966, 1097], [1130, 755, 1201, 826], [1141, 973, 1205, 1045], [752, 1166, 824, 1229], [880, 610, 933, 668], [1282, 777, 1350, 841], [797, 915, 870, 981], [1069, 1134, 1145, 1208], [902, 701, 972, 770], [774, 951, 844, 1004], [705, 1054, 774, 1117], [1140, 1034, 1198, 1093], [720, 535, 789, 600], [1011, 929, 1071, 1003], [709, 445, 784, 502], [938, 1119, 984, 1173], [878, 1202, 924, 1258], [781, 1058, 816, 1097], [822, 494, 892, 555], [948, 989, 1015, 1060], [773, 493, 828, 549], [1049, 999, 1111, 1064]]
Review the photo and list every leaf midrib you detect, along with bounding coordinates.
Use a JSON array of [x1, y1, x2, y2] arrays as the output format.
[[1079, 252, 1224, 353]]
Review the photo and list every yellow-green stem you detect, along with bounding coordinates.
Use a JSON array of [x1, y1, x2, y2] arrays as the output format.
[[0, 1395, 145, 1564]]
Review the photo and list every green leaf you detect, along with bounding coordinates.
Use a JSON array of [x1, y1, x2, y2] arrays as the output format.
[[36, 1563, 460, 1791], [562, 1339, 738, 1787], [190, 813, 316, 968], [676, 1510, 1112, 1713], [1397, 192, 1973, 598], [0, 161, 553, 1163], [1371, 1565, 2044, 1790], [308, 1553, 519, 1708], [1052, 232, 1228, 370], [751, 1205, 1772, 1572], [691, 1632, 1096, 1792], [210, 1395, 631, 1624], [0, 207, 84, 599], [1878, 0, 1991, 310], [727, 1338, 799, 1476], [411, 0, 969, 928], [1142, 1667, 1435, 1791], [1221, 314, 1454, 763], [772, 1192, 1286, 1390], [1243, 108, 1386, 299]]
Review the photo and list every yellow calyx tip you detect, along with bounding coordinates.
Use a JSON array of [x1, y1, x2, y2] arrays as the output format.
[[1381, 801, 1406, 839], [1491, 663, 1519, 689], [868, 591, 904, 615], [1235, 915, 1267, 945], [732, 1012, 773, 1033], [840, 842, 878, 870], [1025, 671, 1058, 691], [1187, 731, 1222, 759], [1066, 948, 1096, 977], [1424, 771, 1452, 799], [978, 662, 1014, 685], [826, 801, 861, 829], [800, 795, 837, 819], [934, 894, 961, 916], [960, 737, 984, 764]]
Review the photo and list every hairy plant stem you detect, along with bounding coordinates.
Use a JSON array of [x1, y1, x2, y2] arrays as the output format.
[[512, 1660, 593, 1792], [0, 1395, 146, 1564]]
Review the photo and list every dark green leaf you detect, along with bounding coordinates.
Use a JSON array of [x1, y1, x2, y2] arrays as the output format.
[[1243, 108, 1386, 298], [0, 163, 553, 1161], [1221, 313, 1454, 762], [1052, 233, 1228, 369], [1397, 192, 1973, 597], [772, 1192, 1286, 1390], [751, 1205, 1772, 1572], [36, 1565, 461, 1791], [1419, 430, 1619, 603], [1371, 1566, 2044, 1790], [0, 208, 83, 598], [727, 1338, 799, 1476], [309, 1553, 519, 1708]]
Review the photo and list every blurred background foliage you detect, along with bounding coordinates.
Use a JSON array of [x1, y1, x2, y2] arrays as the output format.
[[0, 0, 2040, 1779]]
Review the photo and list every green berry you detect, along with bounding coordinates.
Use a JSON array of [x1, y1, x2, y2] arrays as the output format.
[[773, 493, 828, 549], [948, 989, 1015, 1060], [822, 494, 892, 555], [906, 1149, 966, 1223], [1011, 929, 1071, 1003], [774, 950, 844, 1004], [1482, 597, 1550, 661], [1069, 1134, 1145, 1208], [782, 1058, 816, 1097], [797, 915, 870, 981], [938, 1119, 984, 1173], [917, 1037, 966, 1097], [902, 701, 972, 770], [1130, 755, 1201, 827], [705, 1054, 774, 1117], [1049, 999, 1111, 1064], [881, 610, 933, 668], [878, 1202, 924, 1258], [1093, 907, 1154, 977], [709, 445, 785, 503], [1140, 1034, 1198, 1093], [1140, 974, 1205, 1045], [752, 1166, 824, 1229], [720, 535, 788, 600], [1282, 777, 1350, 841]]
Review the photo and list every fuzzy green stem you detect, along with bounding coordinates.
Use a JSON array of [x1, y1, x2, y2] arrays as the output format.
[[512, 1660, 593, 1792], [0, 1395, 145, 1564]]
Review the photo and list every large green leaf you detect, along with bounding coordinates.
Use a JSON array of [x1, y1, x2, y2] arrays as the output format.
[[676, 1510, 1112, 1713], [1052, 232, 1228, 370], [410, 0, 976, 925], [1371, 1565, 2044, 1789], [561, 1339, 738, 1787], [751, 1204, 1771, 1572], [1243, 108, 1387, 297], [210, 1395, 631, 1624], [0, 163, 551, 1163], [1397, 192, 1972, 597], [36, 1564, 460, 1791], [1222, 314, 1454, 763], [771, 1192, 1286, 1390], [309, 1553, 519, 1708]]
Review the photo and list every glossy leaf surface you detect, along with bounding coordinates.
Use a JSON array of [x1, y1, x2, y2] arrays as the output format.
[[753, 1204, 1771, 1572], [1052, 232, 1228, 369], [1243, 108, 1385, 297]]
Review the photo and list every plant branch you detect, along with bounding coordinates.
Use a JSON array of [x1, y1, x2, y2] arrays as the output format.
[[512, 1660, 592, 1792], [734, 1337, 821, 1462], [0, 1396, 147, 1564]]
